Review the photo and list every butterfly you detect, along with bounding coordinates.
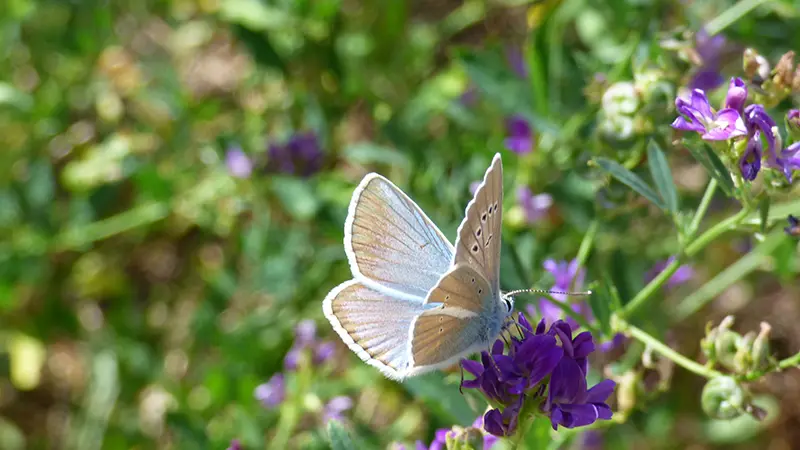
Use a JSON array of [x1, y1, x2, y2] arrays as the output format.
[[322, 153, 514, 380]]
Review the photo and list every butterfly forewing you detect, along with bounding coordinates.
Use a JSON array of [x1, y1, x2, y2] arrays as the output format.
[[453, 154, 503, 295], [423, 264, 492, 313], [345, 174, 455, 299]]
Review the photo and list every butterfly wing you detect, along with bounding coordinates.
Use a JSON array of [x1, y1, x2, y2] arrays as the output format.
[[323, 279, 431, 380], [408, 265, 499, 374], [345, 174, 455, 299], [452, 153, 503, 296]]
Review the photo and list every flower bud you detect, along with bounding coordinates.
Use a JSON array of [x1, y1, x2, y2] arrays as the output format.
[[724, 78, 747, 114], [733, 331, 756, 373], [602, 81, 639, 116], [773, 51, 796, 89], [446, 426, 484, 450], [786, 109, 800, 141], [793, 66, 800, 93], [701, 316, 738, 367], [743, 48, 770, 82], [750, 322, 773, 373], [701, 376, 747, 420]]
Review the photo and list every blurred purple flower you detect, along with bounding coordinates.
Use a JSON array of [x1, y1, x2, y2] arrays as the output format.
[[672, 89, 746, 140], [542, 357, 615, 430], [226, 439, 242, 450], [689, 29, 727, 92], [428, 429, 450, 450], [225, 147, 253, 178], [505, 45, 528, 79], [516, 187, 552, 223], [504, 115, 534, 154], [599, 333, 627, 353], [460, 83, 479, 107], [255, 374, 285, 408], [266, 131, 324, 177], [786, 215, 800, 236], [582, 430, 604, 450], [646, 257, 694, 289], [534, 259, 586, 328], [472, 415, 499, 449], [322, 396, 353, 424], [787, 109, 800, 135], [470, 181, 482, 195], [285, 320, 336, 370]]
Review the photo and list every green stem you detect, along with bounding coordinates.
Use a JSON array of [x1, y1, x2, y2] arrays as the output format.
[[674, 230, 784, 320], [704, 0, 771, 36], [779, 352, 800, 370], [621, 206, 751, 319], [687, 178, 717, 237], [624, 323, 722, 379], [575, 220, 599, 269]]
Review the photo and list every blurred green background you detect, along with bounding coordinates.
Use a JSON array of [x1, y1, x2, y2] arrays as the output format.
[[2, 0, 800, 449]]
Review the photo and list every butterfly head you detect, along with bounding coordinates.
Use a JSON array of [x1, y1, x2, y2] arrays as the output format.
[[500, 293, 515, 317]]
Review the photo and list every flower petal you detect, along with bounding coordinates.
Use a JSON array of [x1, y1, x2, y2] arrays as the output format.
[[586, 379, 617, 404], [702, 108, 747, 140], [689, 89, 713, 122]]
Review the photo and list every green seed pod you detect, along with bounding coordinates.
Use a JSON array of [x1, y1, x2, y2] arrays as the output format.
[[733, 331, 756, 374], [701, 376, 748, 420], [750, 322, 773, 373]]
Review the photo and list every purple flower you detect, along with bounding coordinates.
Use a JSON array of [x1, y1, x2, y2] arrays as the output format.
[[787, 109, 800, 135], [484, 403, 521, 437], [462, 317, 614, 437], [536, 259, 586, 327], [266, 132, 323, 177], [516, 187, 552, 223], [322, 396, 353, 424], [689, 29, 727, 92], [773, 142, 800, 183], [428, 429, 450, 450], [255, 374, 285, 408], [504, 115, 534, 154], [739, 135, 763, 181], [542, 357, 615, 430], [314, 341, 336, 364], [225, 146, 253, 178], [744, 104, 778, 157], [226, 439, 242, 450], [646, 257, 694, 289], [295, 319, 317, 346], [672, 89, 746, 140], [786, 215, 800, 236]]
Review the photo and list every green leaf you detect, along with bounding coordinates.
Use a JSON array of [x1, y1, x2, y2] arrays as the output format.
[[594, 158, 665, 210], [327, 420, 357, 450], [457, 49, 557, 134], [588, 283, 613, 337], [271, 177, 319, 220], [647, 141, 679, 213], [758, 196, 770, 234], [404, 374, 475, 426], [684, 144, 734, 196]]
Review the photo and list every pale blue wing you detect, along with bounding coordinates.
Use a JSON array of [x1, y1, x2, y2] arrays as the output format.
[[409, 265, 504, 373], [345, 174, 455, 299], [453, 153, 503, 297], [323, 279, 431, 380]]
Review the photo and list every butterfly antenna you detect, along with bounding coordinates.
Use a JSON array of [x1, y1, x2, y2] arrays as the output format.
[[505, 288, 593, 297]]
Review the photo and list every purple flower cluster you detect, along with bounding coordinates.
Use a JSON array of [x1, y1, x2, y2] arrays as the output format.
[[254, 320, 336, 409], [526, 259, 587, 329], [516, 186, 552, 224], [461, 315, 615, 435], [224, 132, 324, 178], [672, 77, 800, 183]]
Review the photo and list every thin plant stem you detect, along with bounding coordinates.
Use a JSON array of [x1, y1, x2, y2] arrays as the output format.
[[779, 352, 800, 370], [624, 323, 722, 379], [621, 206, 752, 318], [704, 0, 772, 36], [538, 292, 601, 336], [687, 178, 718, 237]]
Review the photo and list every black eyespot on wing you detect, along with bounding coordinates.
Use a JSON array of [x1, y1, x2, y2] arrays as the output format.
[[478, 288, 482, 294], [472, 244, 479, 252], [481, 213, 487, 222], [471, 278, 475, 283], [476, 228, 482, 237], [439, 327, 443, 332], [485, 234, 492, 247]]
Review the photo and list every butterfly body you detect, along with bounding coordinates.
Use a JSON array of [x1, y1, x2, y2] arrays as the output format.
[[323, 153, 511, 380]]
